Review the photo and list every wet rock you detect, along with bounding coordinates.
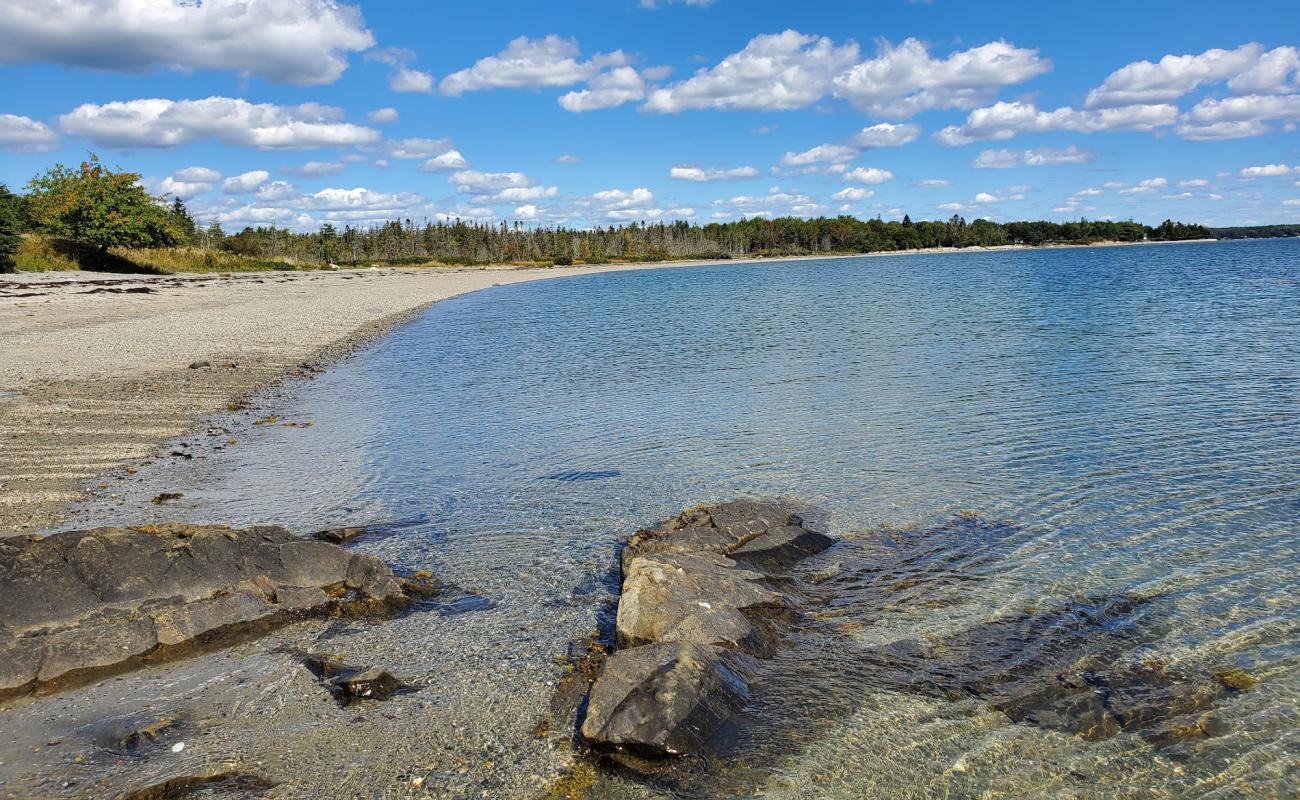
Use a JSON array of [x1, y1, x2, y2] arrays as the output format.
[[302, 655, 411, 704], [581, 500, 834, 764], [617, 551, 783, 652], [580, 642, 754, 760], [0, 524, 408, 696], [855, 594, 1247, 747], [95, 714, 187, 756], [151, 492, 183, 504], [118, 771, 276, 799], [312, 525, 368, 544]]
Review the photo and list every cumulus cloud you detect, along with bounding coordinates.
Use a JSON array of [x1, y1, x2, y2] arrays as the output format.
[[1175, 94, 1300, 140], [222, 170, 271, 194], [152, 176, 212, 199], [1086, 44, 1265, 107], [935, 100, 1178, 145], [833, 38, 1051, 117], [385, 137, 454, 160], [780, 143, 859, 167], [0, 113, 59, 152], [418, 150, 469, 172], [1228, 46, 1300, 94], [852, 122, 922, 147], [255, 181, 297, 201], [559, 66, 646, 111], [0, 0, 373, 86], [710, 187, 825, 220], [670, 165, 759, 182], [972, 145, 1092, 168], [58, 97, 380, 149], [1117, 177, 1168, 195], [918, 179, 951, 187], [367, 107, 399, 124], [290, 160, 346, 177], [843, 167, 893, 185], [441, 35, 627, 95], [1239, 164, 1294, 177], [643, 30, 860, 113], [831, 187, 874, 201], [367, 48, 435, 95], [449, 169, 557, 203]]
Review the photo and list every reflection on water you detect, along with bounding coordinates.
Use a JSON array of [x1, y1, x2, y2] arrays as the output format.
[[72, 240, 1299, 797]]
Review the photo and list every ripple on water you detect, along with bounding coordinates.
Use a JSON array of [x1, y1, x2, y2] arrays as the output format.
[[64, 240, 1300, 798]]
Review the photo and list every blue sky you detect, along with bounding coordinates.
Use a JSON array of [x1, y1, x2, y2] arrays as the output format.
[[2, 0, 1299, 231]]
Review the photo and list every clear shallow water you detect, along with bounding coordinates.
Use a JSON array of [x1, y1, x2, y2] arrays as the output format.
[[75, 240, 1299, 797]]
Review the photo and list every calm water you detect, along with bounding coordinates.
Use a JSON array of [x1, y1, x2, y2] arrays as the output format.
[[74, 240, 1300, 797]]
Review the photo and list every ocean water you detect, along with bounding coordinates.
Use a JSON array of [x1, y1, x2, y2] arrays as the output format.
[[59, 240, 1300, 797]]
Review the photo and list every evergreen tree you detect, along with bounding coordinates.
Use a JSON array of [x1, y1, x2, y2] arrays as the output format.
[[0, 184, 20, 273]]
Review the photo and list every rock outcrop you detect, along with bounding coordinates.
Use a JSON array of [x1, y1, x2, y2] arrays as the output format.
[[580, 501, 834, 761], [0, 523, 409, 696]]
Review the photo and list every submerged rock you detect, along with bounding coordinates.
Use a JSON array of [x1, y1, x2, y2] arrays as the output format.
[[580, 500, 834, 762], [0, 524, 409, 696], [302, 655, 412, 704]]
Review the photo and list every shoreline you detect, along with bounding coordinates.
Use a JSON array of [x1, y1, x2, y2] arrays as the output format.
[[0, 238, 1221, 534]]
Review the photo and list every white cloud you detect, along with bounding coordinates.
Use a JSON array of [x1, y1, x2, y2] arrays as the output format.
[[833, 38, 1051, 117], [58, 97, 380, 149], [449, 169, 557, 203], [670, 165, 759, 182], [851, 122, 921, 147], [1178, 178, 1209, 187], [449, 170, 532, 192], [367, 107, 399, 124], [643, 30, 860, 113], [709, 187, 825, 220], [843, 167, 893, 184], [367, 48, 435, 95], [173, 166, 221, 183], [936, 100, 1178, 145], [555, 154, 581, 164], [255, 181, 297, 201], [291, 160, 346, 176], [1239, 164, 1294, 177], [389, 67, 435, 95], [222, 170, 270, 194], [152, 176, 211, 199], [1282, 198, 1300, 206], [1228, 46, 1300, 94], [418, 150, 469, 172], [0, 0, 374, 86], [559, 66, 646, 111], [514, 204, 541, 220], [918, 179, 950, 187], [973, 145, 1092, 168], [780, 143, 859, 166], [441, 35, 627, 95], [1118, 177, 1168, 195], [1176, 94, 1300, 140], [973, 192, 999, 204], [832, 187, 874, 201], [0, 113, 58, 152], [1086, 44, 1264, 107], [386, 137, 454, 159]]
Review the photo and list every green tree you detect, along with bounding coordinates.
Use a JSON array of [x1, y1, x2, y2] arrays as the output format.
[[0, 184, 20, 272], [169, 196, 197, 244], [25, 154, 182, 258]]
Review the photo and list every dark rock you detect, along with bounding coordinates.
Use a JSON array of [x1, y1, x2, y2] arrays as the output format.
[[0, 524, 408, 696], [580, 642, 754, 759], [151, 492, 183, 504], [187, 360, 211, 369], [302, 655, 411, 704], [118, 771, 276, 799], [312, 526, 368, 544], [730, 525, 835, 572], [95, 714, 187, 756], [581, 500, 833, 764]]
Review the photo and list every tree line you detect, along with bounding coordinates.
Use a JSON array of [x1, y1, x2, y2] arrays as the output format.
[[1, 155, 1215, 272]]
